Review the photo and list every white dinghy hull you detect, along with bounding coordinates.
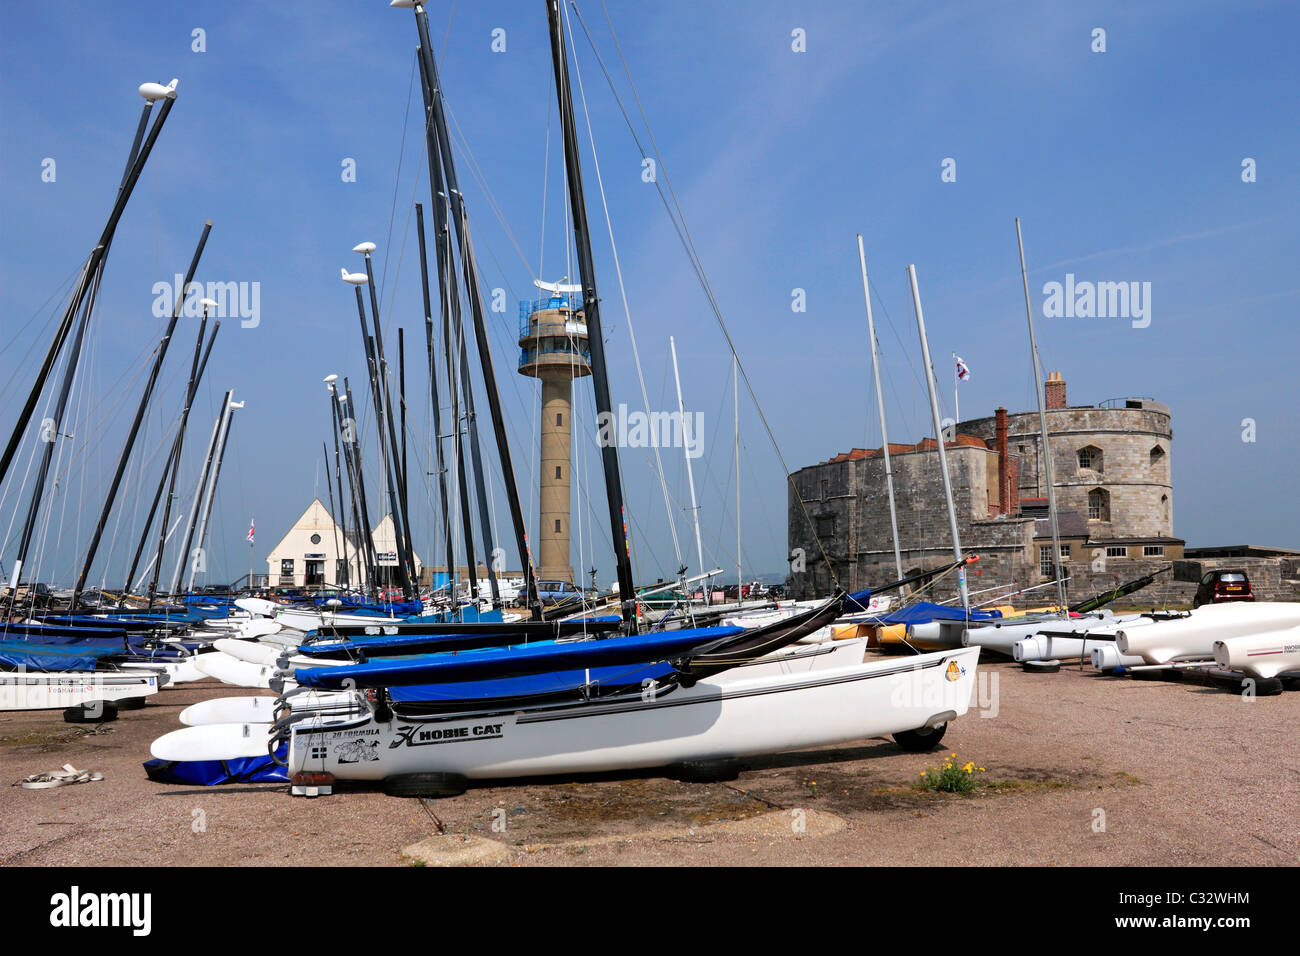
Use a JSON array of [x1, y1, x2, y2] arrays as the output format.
[[0, 670, 160, 711], [285, 646, 980, 783]]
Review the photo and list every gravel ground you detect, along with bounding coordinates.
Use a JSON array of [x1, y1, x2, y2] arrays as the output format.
[[2, 658, 1296, 867]]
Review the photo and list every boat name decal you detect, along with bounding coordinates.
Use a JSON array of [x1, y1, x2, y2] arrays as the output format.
[[390, 722, 504, 748]]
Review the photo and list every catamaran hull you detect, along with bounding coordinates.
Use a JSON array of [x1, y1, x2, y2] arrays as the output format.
[[286, 646, 979, 782], [1117, 603, 1300, 665], [1212, 627, 1300, 680], [0, 671, 160, 711]]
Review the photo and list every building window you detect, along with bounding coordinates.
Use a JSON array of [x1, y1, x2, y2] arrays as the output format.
[[310, 533, 321, 545], [1161, 494, 1169, 523], [815, 515, 836, 539], [556, 412, 563, 427], [1059, 543, 1070, 559], [1088, 488, 1110, 521], [280, 559, 294, 575], [555, 465, 562, 479], [554, 519, 562, 533], [820, 478, 829, 500], [1150, 445, 1165, 466], [1106, 546, 1127, 558], [1039, 546, 1054, 579], [1077, 445, 1103, 472], [1143, 545, 1164, 557], [336, 559, 350, 584]]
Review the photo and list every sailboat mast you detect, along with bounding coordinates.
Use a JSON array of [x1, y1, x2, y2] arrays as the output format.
[[410, 11, 536, 613], [184, 395, 240, 592], [1016, 218, 1067, 611], [857, 236, 904, 579], [669, 337, 706, 597], [415, 203, 456, 599], [544, 0, 637, 628], [170, 389, 231, 594], [734, 353, 740, 600], [72, 221, 212, 606], [907, 264, 969, 609]]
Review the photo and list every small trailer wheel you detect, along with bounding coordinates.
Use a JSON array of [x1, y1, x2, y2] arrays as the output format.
[[63, 701, 118, 723], [381, 772, 468, 798], [117, 696, 148, 710], [893, 722, 947, 752], [668, 758, 741, 783]]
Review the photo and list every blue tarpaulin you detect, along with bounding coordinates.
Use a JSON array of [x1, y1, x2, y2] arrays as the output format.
[[143, 748, 289, 785]]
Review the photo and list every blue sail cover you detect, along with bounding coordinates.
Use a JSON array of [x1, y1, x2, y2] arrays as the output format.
[[298, 619, 619, 658], [0, 638, 121, 671], [874, 601, 1003, 626], [388, 661, 676, 703], [0, 623, 128, 645], [294, 625, 745, 690]]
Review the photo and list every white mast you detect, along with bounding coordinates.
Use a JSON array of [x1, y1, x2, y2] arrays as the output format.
[[669, 336, 707, 603], [1016, 218, 1067, 612], [907, 264, 969, 609], [734, 353, 741, 602], [186, 395, 242, 591], [857, 236, 903, 580]]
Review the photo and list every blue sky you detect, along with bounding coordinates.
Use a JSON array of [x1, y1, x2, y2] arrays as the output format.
[[1, 1, 1297, 590]]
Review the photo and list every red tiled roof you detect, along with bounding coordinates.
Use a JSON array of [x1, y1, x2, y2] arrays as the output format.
[[824, 435, 990, 463]]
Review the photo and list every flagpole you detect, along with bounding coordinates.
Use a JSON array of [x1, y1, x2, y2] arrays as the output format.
[[953, 352, 960, 426]]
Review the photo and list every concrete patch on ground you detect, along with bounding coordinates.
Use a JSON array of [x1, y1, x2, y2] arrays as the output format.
[[518, 807, 849, 855], [401, 833, 517, 867]]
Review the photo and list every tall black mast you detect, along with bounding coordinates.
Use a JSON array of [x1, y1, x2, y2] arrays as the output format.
[[408, 9, 539, 615], [71, 221, 212, 605], [146, 303, 219, 607], [0, 84, 178, 494], [415, 203, 456, 596], [544, 0, 637, 627]]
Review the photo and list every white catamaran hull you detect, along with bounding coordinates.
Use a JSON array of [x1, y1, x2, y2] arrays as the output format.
[[1212, 627, 1300, 680], [285, 646, 980, 782], [0, 671, 160, 711], [1117, 602, 1300, 665]]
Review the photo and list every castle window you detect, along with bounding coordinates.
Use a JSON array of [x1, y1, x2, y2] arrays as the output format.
[[815, 515, 836, 539], [1087, 488, 1110, 521], [555, 465, 562, 479], [556, 412, 563, 427], [554, 519, 562, 534], [1106, 546, 1127, 558], [1143, 545, 1164, 557], [1077, 445, 1103, 472], [1161, 494, 1169, 522], [1150, 444, 1165, 466]]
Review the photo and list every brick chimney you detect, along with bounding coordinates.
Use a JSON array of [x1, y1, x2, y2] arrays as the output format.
[[995, 407, 1009, 515], [1044, 371, 1067, 410]]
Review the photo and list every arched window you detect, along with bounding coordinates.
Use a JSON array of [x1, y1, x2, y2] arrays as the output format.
[[1087, 487, 1110, 521], [1077, 445, 1103, 472], [1161, 494, 1169, 523]]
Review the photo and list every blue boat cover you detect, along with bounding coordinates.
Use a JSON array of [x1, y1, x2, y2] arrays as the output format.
[[873, 601, 1003, 626], [0, 638, 121, 671], [143, 749, 288, 785], [388, 661, 676, 703], [295, 624, 744, 690]]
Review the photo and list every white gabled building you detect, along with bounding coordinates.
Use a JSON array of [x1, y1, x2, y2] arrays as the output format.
[[264, 499, 421, 590]]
